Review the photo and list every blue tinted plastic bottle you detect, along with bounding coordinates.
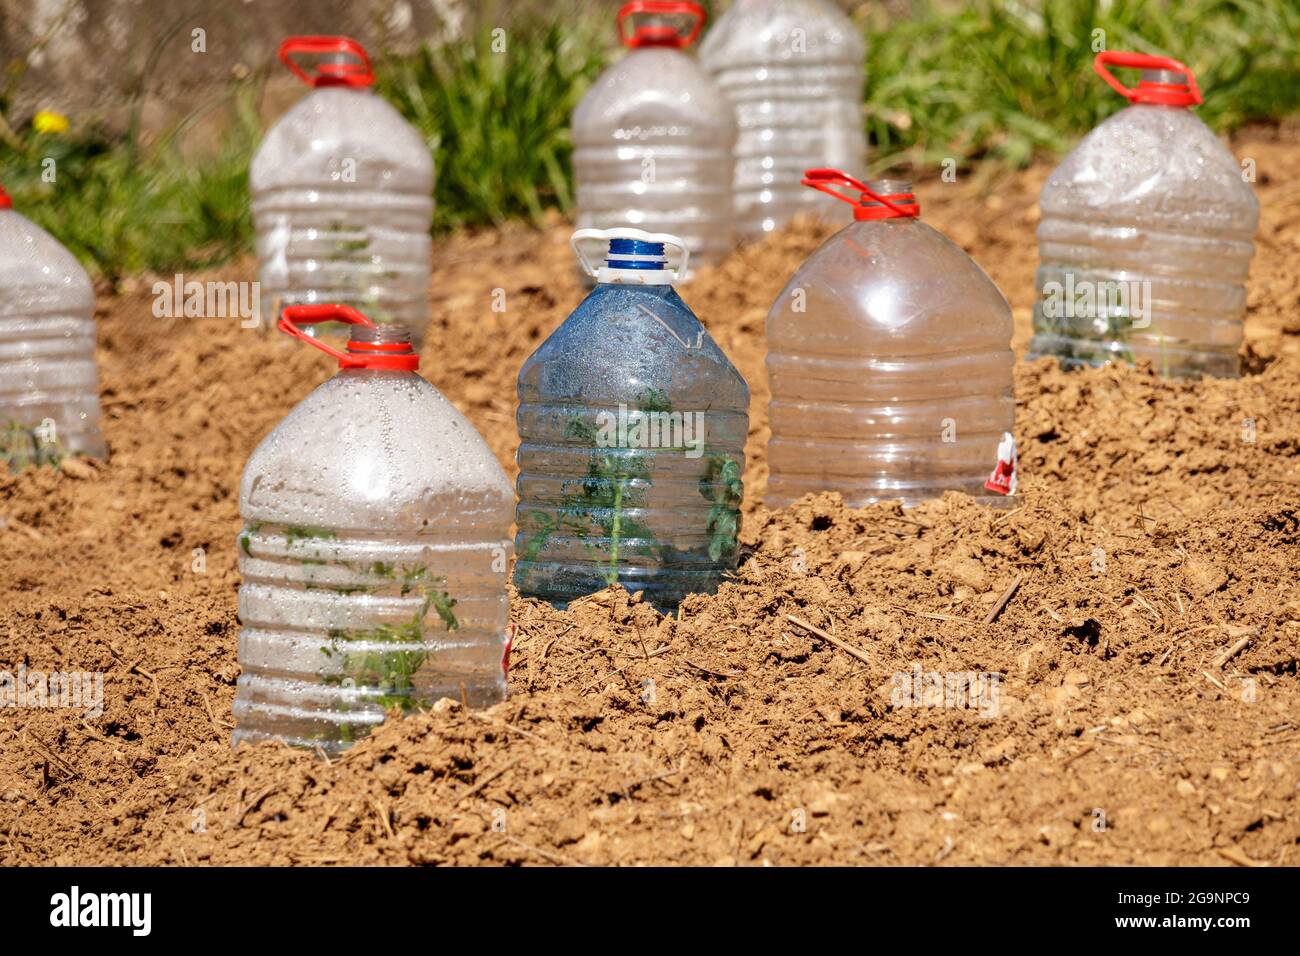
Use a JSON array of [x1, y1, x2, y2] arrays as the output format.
[[513, 228, 749, 612]]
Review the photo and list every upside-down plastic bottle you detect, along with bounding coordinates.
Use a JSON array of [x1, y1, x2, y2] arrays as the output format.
[[1028, 52, 1259, 378], [251, 37, 434, 345], [699, 0, 866, 238], [233, 305, 512, 753], [513, 228, 749, 612], [766, 170, 1016, 508], [572, 1, 736, 278], [0, 184, 105, 469]]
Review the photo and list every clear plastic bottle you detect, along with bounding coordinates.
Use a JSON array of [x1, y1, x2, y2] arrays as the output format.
[[572, 2, 736, 279], [1028, 52, 1259, 378], [513, 228, 749, 612], [699, 0, 866, 238], [766, 170, 1016, 508], [233, 304, 512, 753], [250, 37, 434, 346], [0, 184, 105, 468]]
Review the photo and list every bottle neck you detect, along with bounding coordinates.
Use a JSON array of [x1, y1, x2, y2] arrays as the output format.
[[854, 179, 920, 221], [342, 324, 419, 371], [1128, 68, 1196, 107], [598, 237, 677, 285]]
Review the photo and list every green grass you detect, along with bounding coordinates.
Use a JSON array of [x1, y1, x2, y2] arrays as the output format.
[[1, 1, 1297, 281], [375, 17, 609, 231], [864, 0, 1300, 171], [0, 94, 256, 287]]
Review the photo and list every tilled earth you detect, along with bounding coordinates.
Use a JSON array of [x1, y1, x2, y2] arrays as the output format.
[[1, 124, 1298, 866]]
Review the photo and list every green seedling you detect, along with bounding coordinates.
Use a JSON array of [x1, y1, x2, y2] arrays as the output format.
[[283, 524, 339, 548], [321, 578, 459, 717], [518, 389, 744, 587], [519, 401, 658, 585], [701, 454, 743, 562], [1, 421, 68, 473]]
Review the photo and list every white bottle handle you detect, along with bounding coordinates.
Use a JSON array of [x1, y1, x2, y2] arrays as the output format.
[[570, 227, 690, 283]]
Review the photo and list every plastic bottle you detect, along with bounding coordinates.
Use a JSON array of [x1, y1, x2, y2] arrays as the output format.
[[699, 0, 866, 238], [572, 2, 736, 279], [250, 37, 434, 346], [1028, 51, 1259, 378], [513, 228, 749, 612], [0, 184, 105, 468], [233, 304, 512, 753], [766, 170, 1016, 508]]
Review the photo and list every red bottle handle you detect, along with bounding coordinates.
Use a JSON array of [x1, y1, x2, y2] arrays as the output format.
[[617, 1, 705, 49], [278, 304, 419, 370], [1093, 51, 1202, 106], [0, 184, 11, 210], [278, 36, 375, 88], [802, 168, 920, 220]]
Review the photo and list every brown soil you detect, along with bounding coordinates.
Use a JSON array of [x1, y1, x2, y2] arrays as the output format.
[[2, 126, 1298, 867]]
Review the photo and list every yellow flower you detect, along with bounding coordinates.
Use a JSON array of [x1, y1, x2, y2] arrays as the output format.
[[32, 110, 69, 134]]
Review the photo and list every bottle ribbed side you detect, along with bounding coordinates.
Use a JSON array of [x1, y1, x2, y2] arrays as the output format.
[[1028, 211, 1255, 378], [252, 187, 433, 345], [233, 526, 508, 753]]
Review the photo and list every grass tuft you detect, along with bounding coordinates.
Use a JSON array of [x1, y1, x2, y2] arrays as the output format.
[[375, 18, 610, 230]]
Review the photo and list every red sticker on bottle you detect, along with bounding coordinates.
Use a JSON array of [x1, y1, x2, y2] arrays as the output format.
[[984, 432, 1018, 496]]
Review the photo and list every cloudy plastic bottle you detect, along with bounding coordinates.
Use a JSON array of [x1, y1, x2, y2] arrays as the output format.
[[513, 228, 749, 612], [251, 37, 434, 345], [233, 305, 512, 753], [573, 2, 736, 278], [1028, 52, 1259, 378], [0, 185, 105, 467], [699, 0, 866, 238], [766, 170, 1016, 508]]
